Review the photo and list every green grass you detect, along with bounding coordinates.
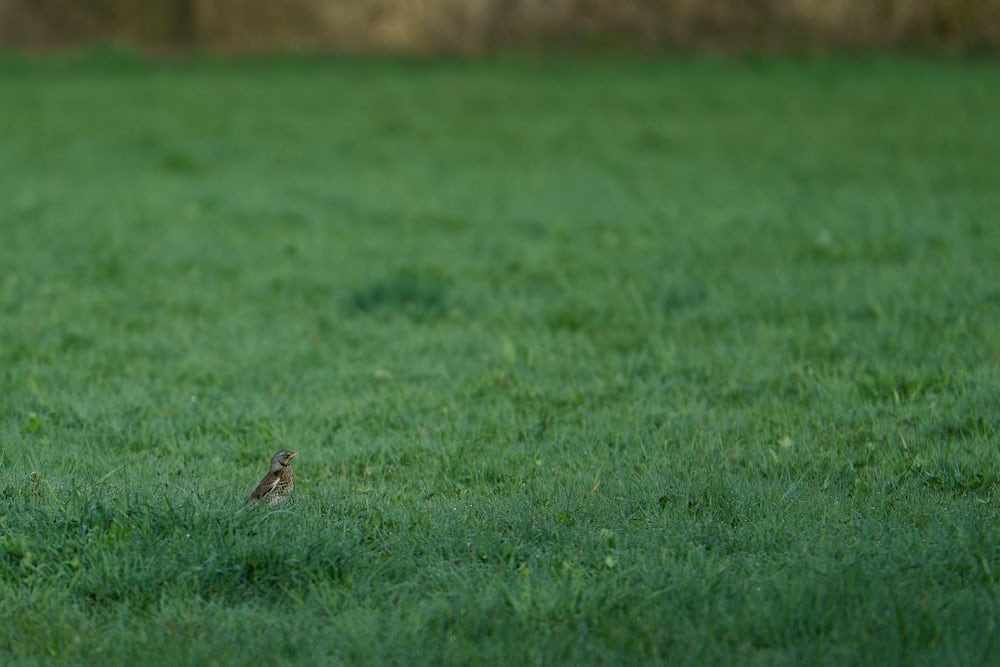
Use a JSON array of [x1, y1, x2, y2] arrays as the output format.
[[1, 52, 999, 665]]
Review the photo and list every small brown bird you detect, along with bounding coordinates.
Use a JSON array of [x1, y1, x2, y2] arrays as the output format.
[[248, 449, 298, 505]]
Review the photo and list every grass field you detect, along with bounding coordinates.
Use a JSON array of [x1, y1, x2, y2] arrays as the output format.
[[1, 52, 999, 665]]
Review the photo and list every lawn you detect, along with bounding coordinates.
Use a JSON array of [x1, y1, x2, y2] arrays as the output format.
[[0, 52, 998, 665]]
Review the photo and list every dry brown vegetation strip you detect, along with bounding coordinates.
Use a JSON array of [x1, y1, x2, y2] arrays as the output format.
[[1, 0, 998, 53]]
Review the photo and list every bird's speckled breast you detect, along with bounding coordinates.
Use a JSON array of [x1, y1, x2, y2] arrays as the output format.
[[274, 467, 295, 496]]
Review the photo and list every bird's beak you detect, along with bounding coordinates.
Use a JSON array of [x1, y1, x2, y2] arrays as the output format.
[[287, 451, 299, 460]]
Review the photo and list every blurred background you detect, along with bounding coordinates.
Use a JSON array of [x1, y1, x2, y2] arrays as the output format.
[[1, 0, 998, 54]]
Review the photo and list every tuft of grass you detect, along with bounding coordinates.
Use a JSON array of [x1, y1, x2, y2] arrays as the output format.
[[0, 54, 999, 665]]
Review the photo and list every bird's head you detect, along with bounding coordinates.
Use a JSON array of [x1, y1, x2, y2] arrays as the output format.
[[270, 449, 299, 473]]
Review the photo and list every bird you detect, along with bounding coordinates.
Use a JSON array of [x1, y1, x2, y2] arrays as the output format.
[[248, 449, 298, 505]]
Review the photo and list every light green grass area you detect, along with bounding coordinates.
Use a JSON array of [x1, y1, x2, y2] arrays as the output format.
[[1, 53, 998, 665]]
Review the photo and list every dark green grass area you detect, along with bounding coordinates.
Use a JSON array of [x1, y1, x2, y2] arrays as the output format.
[[1, 53, 999, 665]]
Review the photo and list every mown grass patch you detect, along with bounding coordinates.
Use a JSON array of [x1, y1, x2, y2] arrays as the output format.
[[1, 53, 998, 665]]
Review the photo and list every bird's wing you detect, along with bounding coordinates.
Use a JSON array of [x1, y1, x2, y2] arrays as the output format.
[[249, 473, 281, 504]]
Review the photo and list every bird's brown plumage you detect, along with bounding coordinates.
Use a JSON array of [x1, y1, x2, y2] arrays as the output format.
[[249, 449, 298, 505]]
